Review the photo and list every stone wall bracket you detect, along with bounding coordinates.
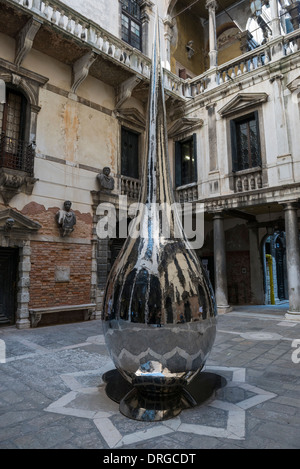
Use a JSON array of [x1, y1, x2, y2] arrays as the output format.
[[15, 17, 43, 68], [71, 51, 97, 94]]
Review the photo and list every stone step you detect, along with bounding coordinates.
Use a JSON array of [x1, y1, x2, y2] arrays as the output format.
[[0, 312, 10, 324]]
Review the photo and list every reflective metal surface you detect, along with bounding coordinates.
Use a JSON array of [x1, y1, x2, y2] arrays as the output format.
[[102, 14, 217, 421], [103, 369, 226, 422]]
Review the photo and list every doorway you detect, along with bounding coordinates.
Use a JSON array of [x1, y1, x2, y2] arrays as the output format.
[[0, 247, 19, 325]]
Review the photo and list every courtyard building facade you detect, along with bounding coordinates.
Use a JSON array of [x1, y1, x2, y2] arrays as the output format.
[[0, 0, 299, 328]]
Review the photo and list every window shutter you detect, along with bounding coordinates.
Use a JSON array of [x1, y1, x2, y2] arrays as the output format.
[[175, 141, 182, 187], [254, 110, 262, 167], [230, 119, 238, 172], [193, 133, 197, 182]]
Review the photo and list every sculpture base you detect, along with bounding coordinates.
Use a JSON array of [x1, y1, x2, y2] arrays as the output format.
[[103, 369, 226, 422]]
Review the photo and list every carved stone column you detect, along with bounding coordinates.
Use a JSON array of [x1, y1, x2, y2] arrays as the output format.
[[206, 0, 218, 68], [163, 15, 173, 71], [283, 201, 300, 320], [213, 211, 231, 313], [269, 0, 281, 37]]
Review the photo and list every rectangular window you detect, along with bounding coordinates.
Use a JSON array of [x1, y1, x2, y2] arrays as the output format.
[[231, 111, 261, 172], [0, 88, 32, 173], [121, 0, 142, 51], [121, 127, 139, 179], [175, 134, 197, 187]]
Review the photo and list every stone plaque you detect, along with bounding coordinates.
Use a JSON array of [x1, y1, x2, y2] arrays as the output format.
[[55, 266, 70, 283]]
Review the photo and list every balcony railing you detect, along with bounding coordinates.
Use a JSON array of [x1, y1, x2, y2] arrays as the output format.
[[9, 0, 300, 102], [188, 28, 300, 96], [176, 183, 199, 203], [11, 0, 151, 78], [233, 167, 263, 193], [120, 175, 140, 199], [0, 133, 35, 176]]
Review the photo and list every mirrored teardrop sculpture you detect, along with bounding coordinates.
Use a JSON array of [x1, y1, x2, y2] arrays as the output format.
[[102, 14, 217, 421]]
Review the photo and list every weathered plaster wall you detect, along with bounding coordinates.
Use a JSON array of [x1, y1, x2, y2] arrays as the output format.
[[7, 44, 119, 215], [63, 0, 120, 38], [0, 33, 15, 63]]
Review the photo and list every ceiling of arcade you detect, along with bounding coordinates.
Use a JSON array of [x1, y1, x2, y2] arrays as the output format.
[[167, 0, 242, 20]]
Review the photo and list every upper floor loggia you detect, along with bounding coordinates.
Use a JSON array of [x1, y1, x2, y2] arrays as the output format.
[[0, 0, 299, 104]]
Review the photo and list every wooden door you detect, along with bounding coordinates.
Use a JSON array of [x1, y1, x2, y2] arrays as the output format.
[[0, 248, 18, 325]]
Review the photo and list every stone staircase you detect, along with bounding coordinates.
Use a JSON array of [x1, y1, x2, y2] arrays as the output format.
[[0, 311, 10, 325]]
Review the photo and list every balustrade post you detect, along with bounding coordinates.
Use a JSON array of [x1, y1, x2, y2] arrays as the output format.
[[31, 0, 42, 13]]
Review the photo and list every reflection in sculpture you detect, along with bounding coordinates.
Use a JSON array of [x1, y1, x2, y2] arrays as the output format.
[[102, 15, 217, 421], [56, 200, 76, 237], [97, 166, 114, 191]]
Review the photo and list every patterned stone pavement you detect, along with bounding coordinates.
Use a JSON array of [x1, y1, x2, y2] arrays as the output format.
[[0, 305, 299, 450]]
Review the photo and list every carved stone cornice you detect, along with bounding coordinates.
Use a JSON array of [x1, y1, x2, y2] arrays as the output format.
[[218, 92, 268, 117], [168, 117, 204, 139], [0, 58, 48, 87], [0, 58, 48, 111], [114, 107, 146, 130], [0, 207, 41, 233]]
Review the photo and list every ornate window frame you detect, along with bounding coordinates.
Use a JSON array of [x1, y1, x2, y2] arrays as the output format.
[[0, 59, 48, 204], [218, 92, 268, 192]]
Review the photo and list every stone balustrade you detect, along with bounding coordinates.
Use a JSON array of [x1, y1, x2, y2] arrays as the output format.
[[10, 0, 300, 103], [11, 0, 151, 79], [284, 29, 300, 55], [120, 176, 140, 199], [176, 184, 199, 203], [186, 29, 300, 95], [234, 168, 263, 193], [217, 44, 271, 85]]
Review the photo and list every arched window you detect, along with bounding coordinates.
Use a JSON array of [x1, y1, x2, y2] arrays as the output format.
[[120, 0, 142, 51], [0, 85, 34, 175]]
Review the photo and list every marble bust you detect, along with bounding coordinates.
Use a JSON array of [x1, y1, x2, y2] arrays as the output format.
[[97, 167, 114, 191]]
